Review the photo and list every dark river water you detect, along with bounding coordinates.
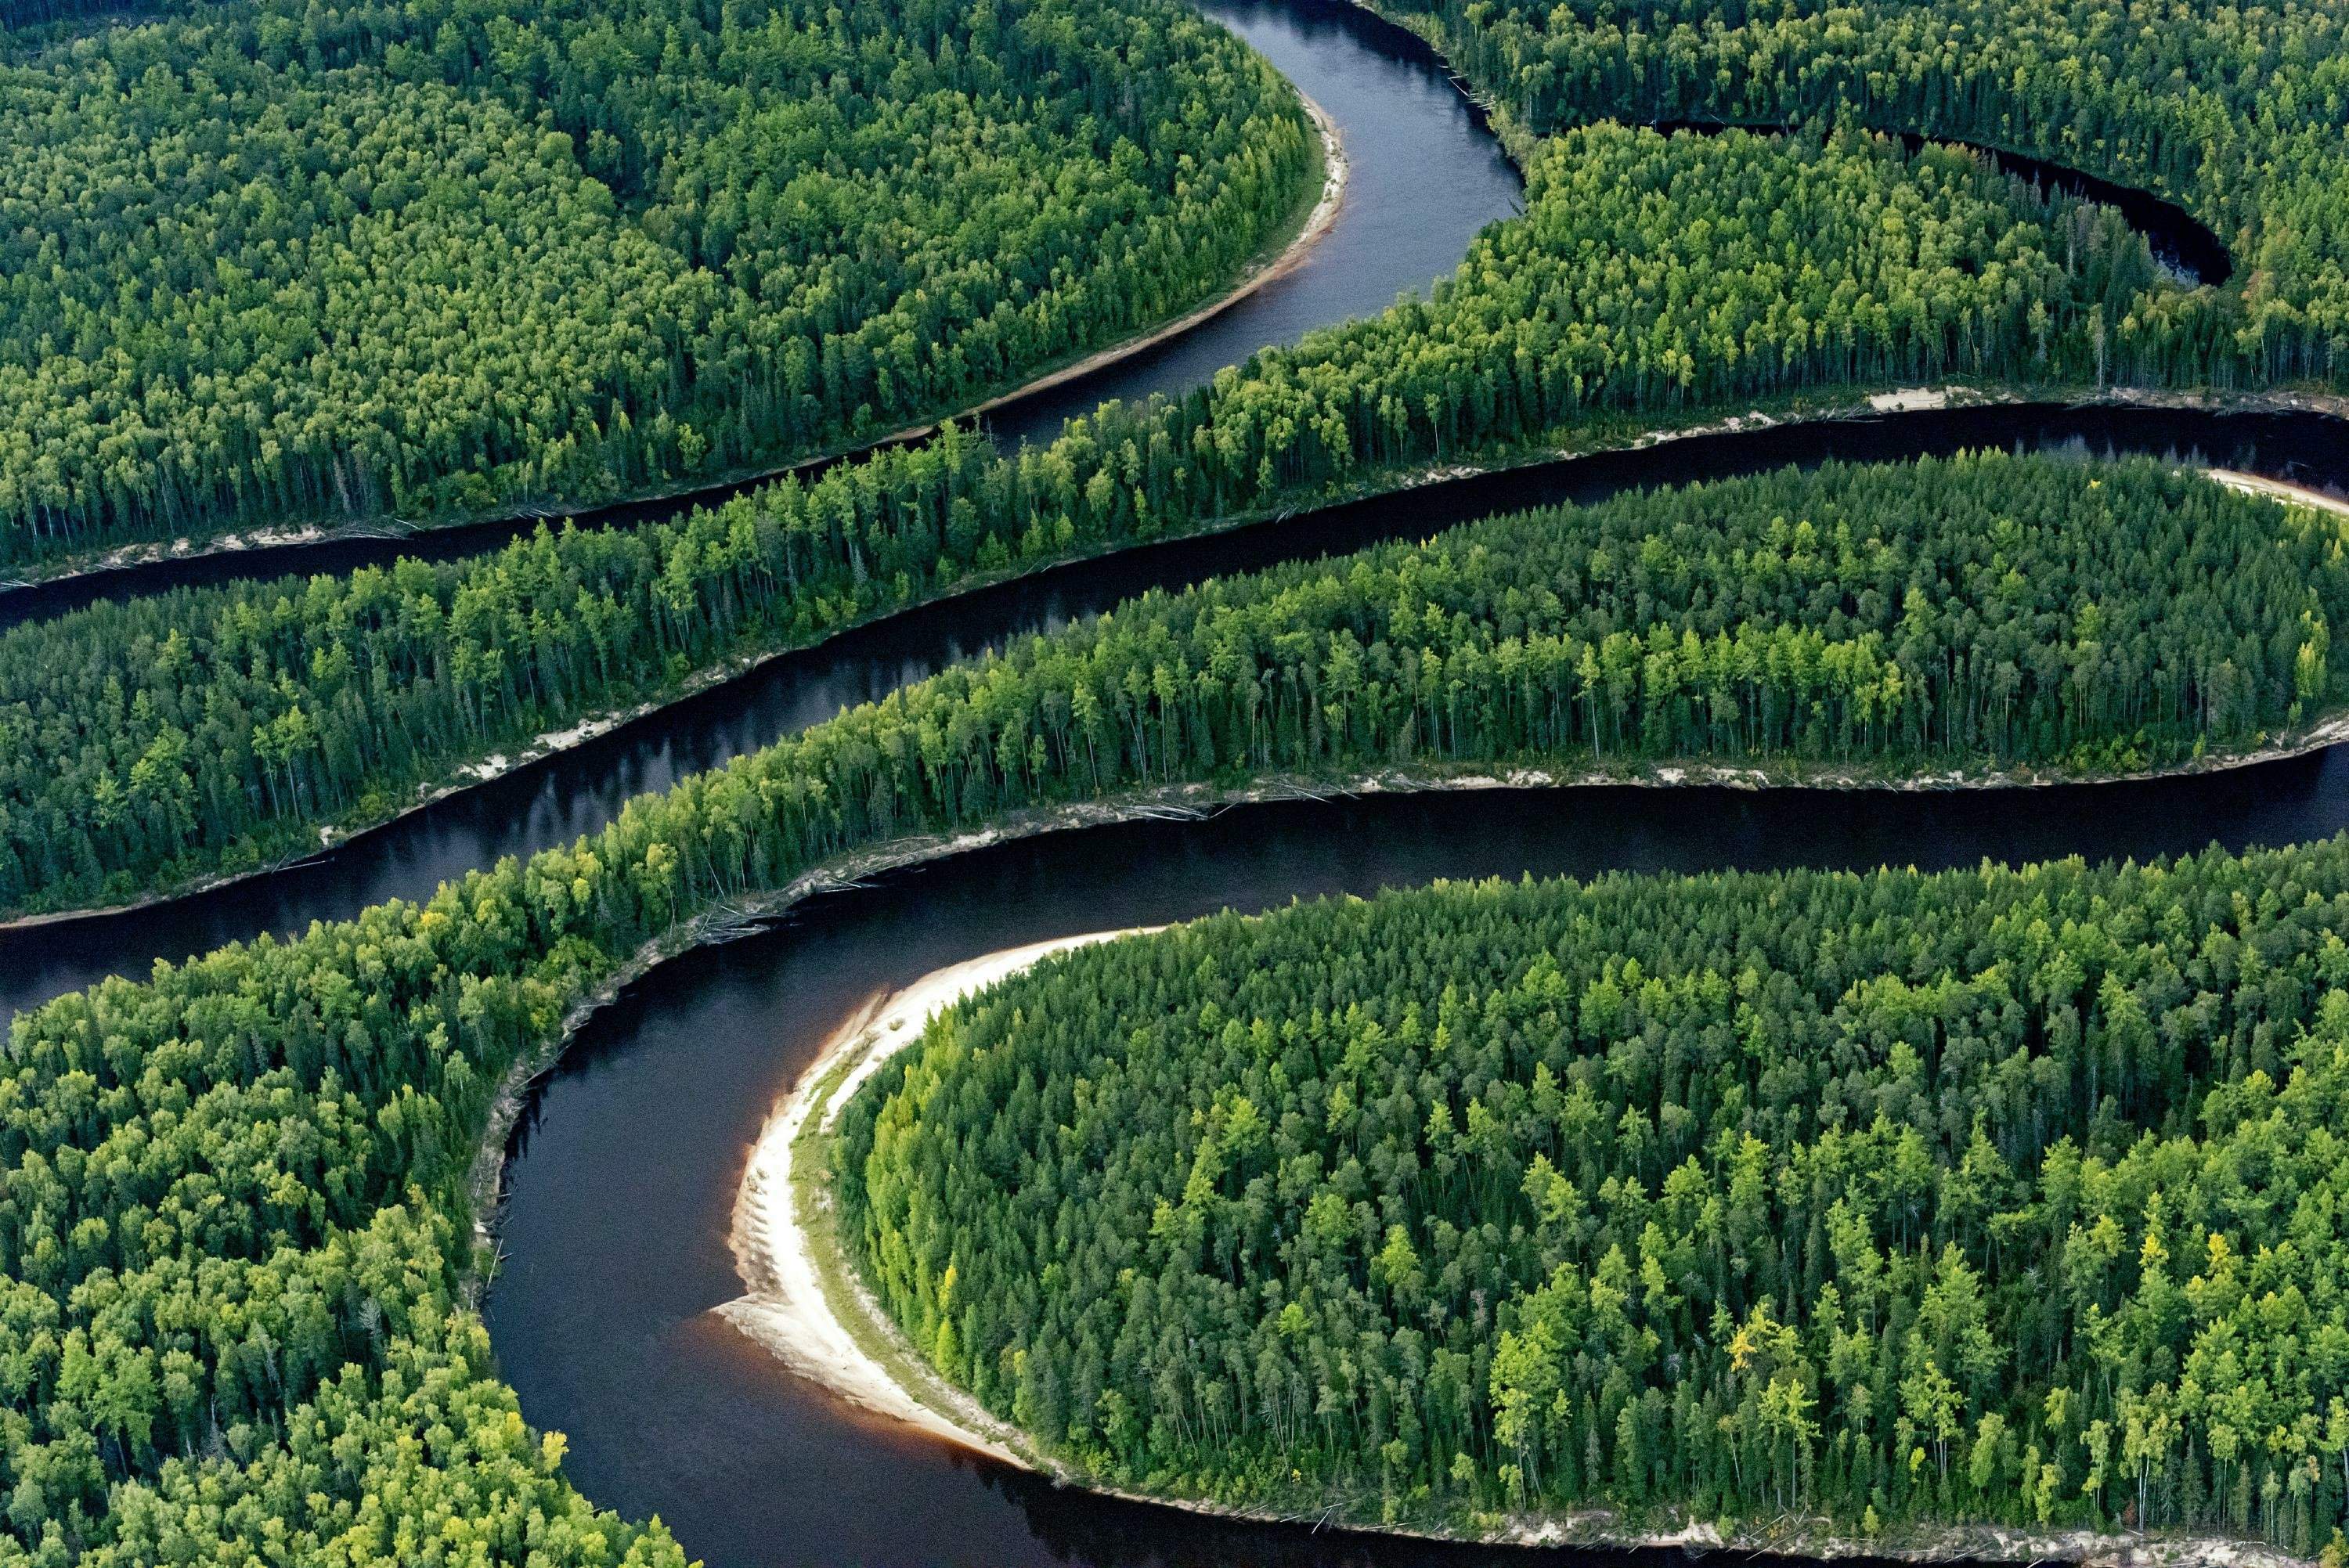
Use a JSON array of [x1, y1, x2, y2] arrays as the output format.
[[0, 0, 1522, 629], [976, 0, 1523, 451], [0, 5, 2338, 1563], [2, 402, 2342, 1022], [4, 398, 2349, 1023], [486, 765, 2349, 1568]]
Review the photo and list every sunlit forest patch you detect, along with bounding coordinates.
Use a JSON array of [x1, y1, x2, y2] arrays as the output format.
[[841, 847, 2349, 1553]]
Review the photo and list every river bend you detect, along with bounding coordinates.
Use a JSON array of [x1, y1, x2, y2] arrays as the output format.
[[0, 0, 1520, 629], [489, 762, 2349, 1568], [2, 6, 2342, 1565], [0, 403, 2341, 1021]]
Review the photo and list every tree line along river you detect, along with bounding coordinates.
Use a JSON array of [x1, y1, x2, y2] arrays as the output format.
[[479, 26, 2327, 1568], [0, 0, 2336, 1563], [0, 394, 2339, 1022]]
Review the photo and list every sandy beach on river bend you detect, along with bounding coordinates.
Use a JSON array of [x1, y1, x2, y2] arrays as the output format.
[[716, 931, 1152, 1464], [704, 922, 2318, 1566]]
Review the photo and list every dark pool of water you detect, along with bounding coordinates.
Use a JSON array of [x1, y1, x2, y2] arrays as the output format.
[[2, 402, 2343, 1023], [486, 756, 2349, 1568], [1946, 139, 2234, 287]]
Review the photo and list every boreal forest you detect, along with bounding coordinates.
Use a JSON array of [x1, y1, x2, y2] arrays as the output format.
[[0, 0, 2346, 1562], [0, 110, 2248, 913], [1379, 0, 2349, 374], [839, 850, 2349, 1554], [0, 0, 1314, 571], [0, 451, 2337, 916]]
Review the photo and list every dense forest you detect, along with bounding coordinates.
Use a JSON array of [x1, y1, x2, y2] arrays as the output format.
[[4, 0, 2349, 1561], [5, 433, 2347, 1557], [2, 449, 2336, 915], [3, 0, 2340, 594], [0, 111, 2197, 913], [1377, 0, 2349, 382], [838, 852, 2349, 1554], [1132, 121, 2172, 487], [0, 0, 1315, 570]]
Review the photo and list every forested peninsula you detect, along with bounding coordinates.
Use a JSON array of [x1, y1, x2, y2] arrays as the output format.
[[5, 0, 2349, 1562], [0, 0, 1317, 574], [834, 854, 2349, 1558], [1380, 0, 2349, 370], [2, 450, 2338, 918], [0, 441, 2345, 1559]]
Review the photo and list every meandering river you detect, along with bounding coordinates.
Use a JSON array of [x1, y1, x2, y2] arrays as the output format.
[[0, 0, 1522, 629], [0, 4, 2333, 1563], [486, 764, 2349, 1568], [974, 0, 1523, 450], [0, 402, 2340, 1019]]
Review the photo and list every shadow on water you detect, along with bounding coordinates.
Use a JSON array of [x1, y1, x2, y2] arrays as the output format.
[[489, 761, 2347, 1568], [3, 402, 2345, 1022]]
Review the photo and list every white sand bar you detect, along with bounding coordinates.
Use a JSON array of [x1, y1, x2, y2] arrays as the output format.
[[716, 929, 1152, 1463], [2210, 467, 2349, 519]]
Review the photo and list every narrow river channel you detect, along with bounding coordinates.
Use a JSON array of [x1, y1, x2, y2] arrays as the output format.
[[486, 763, 2349, 1568], [0, 3, 2337, 1563], [974, 0, 1523, 451], [2, 403, 2341, 1020], [0, 0, 1521, 629]]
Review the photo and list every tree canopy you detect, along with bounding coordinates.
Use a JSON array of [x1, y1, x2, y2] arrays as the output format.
[[0, 441, 2339, 1560], [0, 98, 2232, 913], [4, 0, 2349, 1560], [1380, 0, 2349, 381], [839, 845, 2349, 1555], [0, 449, 2333, 916], [0, 91, 2289, 908], [0, 0, 1315, 571]]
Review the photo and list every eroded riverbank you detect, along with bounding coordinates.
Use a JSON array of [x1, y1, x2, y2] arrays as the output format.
[[719, 932, 1149, 1462]]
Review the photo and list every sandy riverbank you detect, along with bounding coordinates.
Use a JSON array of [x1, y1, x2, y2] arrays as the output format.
[[962, 92, 1348, 424], [716, 930, 1151, 1463], [705, 915, 2317, 1568], [2210, 467, 2349, 519]]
